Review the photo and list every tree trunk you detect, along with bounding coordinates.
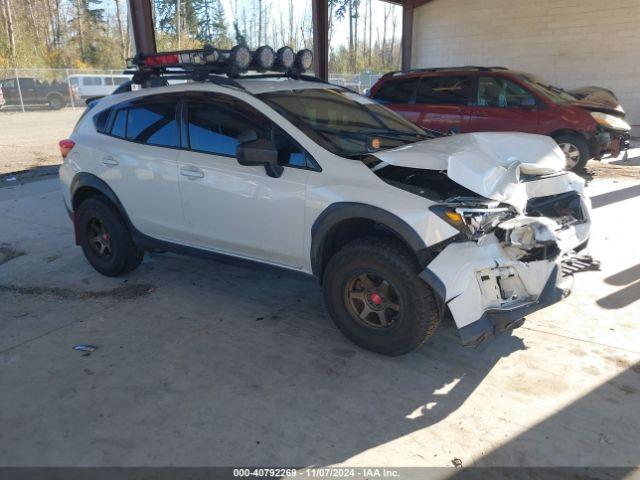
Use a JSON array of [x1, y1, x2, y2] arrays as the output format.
[[257, 0, 262, 45], [176, 0, 181, 48], [363, 0, 367, 68], [75, 0, 85, 59], [328, 0, 334, 45], [26, 0, 42, 47], [114, 0, 126, 64], [350, 13, 354, 67], [381, 4, 389, 68], [288, 0, 294, 46], [354, 0, 358, 70], [43, 0, 55, 47], [389, 10, 397, 67], [2, 0, 15, 60], [367, 0, 372, 67]]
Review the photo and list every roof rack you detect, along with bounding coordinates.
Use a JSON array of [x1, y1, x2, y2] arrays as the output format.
[[382, 66, 509, 77], [127, 44, 313, 81]]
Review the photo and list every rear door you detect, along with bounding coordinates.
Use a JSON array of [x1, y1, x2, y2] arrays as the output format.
[[18, 78, 38, 104], [95, 97, 186, 242], [413, 75, 472, 134], [463, 75, 540, 133], [371, 77, 421, 123]]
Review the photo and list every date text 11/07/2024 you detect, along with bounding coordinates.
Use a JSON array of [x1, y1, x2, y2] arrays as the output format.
[[232, 467, 401, 478]]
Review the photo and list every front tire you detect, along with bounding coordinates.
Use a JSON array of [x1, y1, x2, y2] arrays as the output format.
[[322, 237, 440, 356], [553, 133, 590, 171], [76, 196, 144, 277]]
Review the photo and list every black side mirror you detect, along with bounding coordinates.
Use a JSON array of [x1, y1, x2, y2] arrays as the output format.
[[237, 136, 283, 178]]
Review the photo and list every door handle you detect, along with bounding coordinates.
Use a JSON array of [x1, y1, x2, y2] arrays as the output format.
[[180, 167, 205, 179], [101, 156, 119, 166]]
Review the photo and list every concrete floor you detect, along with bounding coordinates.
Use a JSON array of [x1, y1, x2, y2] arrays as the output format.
[[0, 172, 639, 468]]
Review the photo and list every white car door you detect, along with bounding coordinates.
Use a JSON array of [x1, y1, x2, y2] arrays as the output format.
[[177, 94, 311, 269], [96, 97, 186, 242]]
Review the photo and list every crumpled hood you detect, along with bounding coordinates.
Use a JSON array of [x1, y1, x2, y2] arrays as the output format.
[[569, 87, 625, 117], [372, 132, 566, 203]]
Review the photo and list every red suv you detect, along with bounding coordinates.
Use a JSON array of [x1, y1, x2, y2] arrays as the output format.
[[369, 67, 631, 171]]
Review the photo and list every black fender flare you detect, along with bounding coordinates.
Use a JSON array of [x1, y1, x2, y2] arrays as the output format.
[[310, 202, 429, 277], [70, 173, 133, 227]]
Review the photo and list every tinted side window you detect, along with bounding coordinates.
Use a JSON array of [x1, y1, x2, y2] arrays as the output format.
[[127, 102, 179, 147], [110, 109, 127, 138], [93, 108, 111, 133], [415, 76, 471, 105], [273, 127, 306, 167], [373, 78, 419, 103], [187, 100, 270, 157], [83, 77, 102, 86], [477, 76, 535, 108], [187, 98, 312, 168]]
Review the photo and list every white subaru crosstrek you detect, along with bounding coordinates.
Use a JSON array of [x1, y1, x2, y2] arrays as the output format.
[[59, 50, 592, 355]]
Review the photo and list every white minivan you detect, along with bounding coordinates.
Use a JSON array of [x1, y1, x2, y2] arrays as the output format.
[[68, 74, 132, 99]]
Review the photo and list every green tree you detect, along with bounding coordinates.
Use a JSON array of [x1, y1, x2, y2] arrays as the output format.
[[194, 0, 231, 47]]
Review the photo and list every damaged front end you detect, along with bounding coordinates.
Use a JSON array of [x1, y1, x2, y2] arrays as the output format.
[[423, 188, 590, 347], [371, 132, 593, 347]]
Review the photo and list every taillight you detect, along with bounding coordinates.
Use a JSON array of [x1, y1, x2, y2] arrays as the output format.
[[59, 139, 75, 159]]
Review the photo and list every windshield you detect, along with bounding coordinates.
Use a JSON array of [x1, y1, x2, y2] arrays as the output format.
[[257, 88, 434, 157], [519, 74, 577, 104]]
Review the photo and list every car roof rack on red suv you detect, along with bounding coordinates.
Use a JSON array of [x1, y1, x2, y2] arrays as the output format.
[[381, 66, 509, 78]]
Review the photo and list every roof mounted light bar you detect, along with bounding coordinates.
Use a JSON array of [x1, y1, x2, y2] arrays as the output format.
[[128, 44, 313, 79]]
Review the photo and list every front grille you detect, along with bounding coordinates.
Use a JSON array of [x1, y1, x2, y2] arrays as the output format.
[[525, 191, 585, 230]]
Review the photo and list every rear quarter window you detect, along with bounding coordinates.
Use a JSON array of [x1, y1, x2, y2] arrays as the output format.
[[92, 107, 111, 133], [110, 109, 127, 138]]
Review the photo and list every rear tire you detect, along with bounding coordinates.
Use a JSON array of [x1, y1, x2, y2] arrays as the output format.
[[76, 196, 144, 277], [553, 133, 590, 171], [322, 237, 440, 356], [47, 94, 65, 110]]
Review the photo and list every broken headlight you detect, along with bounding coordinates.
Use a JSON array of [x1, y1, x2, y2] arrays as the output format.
[[590, 111, 631, 132], [431, 204, 515, 240]]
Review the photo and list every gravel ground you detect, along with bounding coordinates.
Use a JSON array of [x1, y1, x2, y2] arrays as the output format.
[[0, 108, 82, 176]]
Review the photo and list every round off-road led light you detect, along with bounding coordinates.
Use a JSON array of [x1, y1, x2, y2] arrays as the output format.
[[254, 45, 275, 71], [295, 49, 313, 71], [230, 45, 251, 71], [276, 46, 295, 70]]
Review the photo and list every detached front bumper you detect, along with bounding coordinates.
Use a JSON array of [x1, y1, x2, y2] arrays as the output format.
[[424, 261, 569, 347], [420, 236, 572, 347], [421, 190, 590, 347]]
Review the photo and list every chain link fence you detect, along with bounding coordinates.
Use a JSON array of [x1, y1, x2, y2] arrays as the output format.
[[0, 68, 382, 113], [0, 68, 132, 112]]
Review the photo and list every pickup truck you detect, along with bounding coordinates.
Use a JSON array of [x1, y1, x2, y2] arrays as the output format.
[[0, 77, 79, 110]]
